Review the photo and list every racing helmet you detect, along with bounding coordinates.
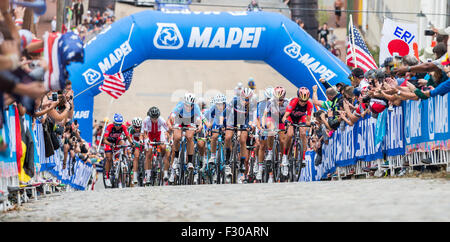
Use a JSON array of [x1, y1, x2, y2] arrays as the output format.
[[215, 93, 227, 104], [184, 93, 196, 105], [273, 86, 286, 100], [148, 106, 160, 119], [297, 87, 310, 101], [113, 113, 123, 125], [240, 87, 254, 100], [264, 87, 274, 99], [132, 117, 142, 128]]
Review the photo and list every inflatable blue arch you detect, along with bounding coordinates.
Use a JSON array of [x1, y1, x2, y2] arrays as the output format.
[[68, 10, 351, 143]]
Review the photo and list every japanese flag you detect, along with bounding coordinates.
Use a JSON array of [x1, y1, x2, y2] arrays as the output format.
[[380, 18, 418, 64]]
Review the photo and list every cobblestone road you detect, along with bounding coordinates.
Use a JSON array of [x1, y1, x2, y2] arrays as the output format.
[[1, 178, 450, 222]]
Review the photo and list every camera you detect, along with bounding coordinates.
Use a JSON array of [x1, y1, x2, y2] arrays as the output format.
[[51, 92, 58, 101], [424, 30, 435, 36], [28, 60, 40, 69]]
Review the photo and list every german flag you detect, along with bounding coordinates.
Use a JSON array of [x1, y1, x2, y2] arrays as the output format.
[[13, 105, 31, 183]]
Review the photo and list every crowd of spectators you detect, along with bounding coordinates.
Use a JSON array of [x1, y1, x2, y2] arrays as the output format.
[[0, 0, 104, 186], [57, 0, 115, 43], [306, 27, 450, 167]]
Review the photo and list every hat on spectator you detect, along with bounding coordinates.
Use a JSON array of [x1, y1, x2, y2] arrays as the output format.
[[19, 29, 33, 50], [381, 56, 394, 68], [351, 67, 364, 78], [248, 77, 256, 90], [438, 26, 450, 36], [43, 31, 84, 91], [419, 46, 435, 63], [364, 69, 375, 79]]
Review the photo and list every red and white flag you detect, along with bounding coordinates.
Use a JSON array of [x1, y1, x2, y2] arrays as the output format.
[[99, 72, 126, 99], [380, 18, 418, 65], [43, 31, 62, 91], [346, 25, 378, 72]]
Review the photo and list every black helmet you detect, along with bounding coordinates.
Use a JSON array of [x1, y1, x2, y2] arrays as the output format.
[[147, 106, 160, 119]]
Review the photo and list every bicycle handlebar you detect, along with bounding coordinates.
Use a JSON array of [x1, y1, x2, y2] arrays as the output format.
[[173, 127, 198, 131], [112, 145, 132, 149], [290, 123, 311, 128], [148, 141, 169, 146], [225, 126, 251, 132]]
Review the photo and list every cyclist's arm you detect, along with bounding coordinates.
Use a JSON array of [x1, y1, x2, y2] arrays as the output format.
[[305, 102, 313, 126], [167, 113, 175, 131], [123, 126, 133, 145], [103, 126, 112, 146], [282, 111, 290, 124]]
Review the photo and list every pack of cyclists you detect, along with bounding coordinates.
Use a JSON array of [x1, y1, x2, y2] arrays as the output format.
[[98, 83, 313, 188]]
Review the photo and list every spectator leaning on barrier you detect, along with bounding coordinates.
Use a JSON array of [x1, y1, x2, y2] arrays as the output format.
[[0, 0, 90, 187]]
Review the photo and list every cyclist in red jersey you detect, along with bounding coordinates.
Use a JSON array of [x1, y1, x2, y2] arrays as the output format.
[[103, 113, 133, 187], [283, 87, 313, 161]]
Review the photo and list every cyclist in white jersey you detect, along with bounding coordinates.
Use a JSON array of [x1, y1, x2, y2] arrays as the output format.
[[143, 106, 171, 182]]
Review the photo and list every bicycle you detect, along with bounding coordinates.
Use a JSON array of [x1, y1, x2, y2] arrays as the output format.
[[136, 150, 146, 187], [286, 122, 310, 182], [148, 141, 168, 186], [87, 157, 101, 191], [260, 128, 285, 183], [103, 144, 132, 189], [194, 135, 208, 185], [173, 126, 198, 186], [211, 129, 226, 184], [225, 125, 249, 184], [246, 129, 257, 183]]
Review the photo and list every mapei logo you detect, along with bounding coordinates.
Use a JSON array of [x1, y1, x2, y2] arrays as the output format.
[[82, 68, 102, 85], [284, 42, 301, 59], [74, 110, 90, 119], [153, 23, 184, 50], [283, 41, 337, 82]]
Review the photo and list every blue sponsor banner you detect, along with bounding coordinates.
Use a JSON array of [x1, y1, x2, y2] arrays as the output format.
[[301, 106, 405, 181], [404, 94, 450, 148], [70, 157, 93, 190]]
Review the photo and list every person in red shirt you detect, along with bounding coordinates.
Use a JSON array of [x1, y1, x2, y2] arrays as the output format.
[[282, 87, 313, 161], [103, 113, 133, 187]]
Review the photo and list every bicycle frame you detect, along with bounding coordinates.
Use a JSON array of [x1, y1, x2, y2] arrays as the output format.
[[110, 145, 131, 188], [148, 141, 167, 186], [287, 123, 310, 182], [173, 126, 197, 185]]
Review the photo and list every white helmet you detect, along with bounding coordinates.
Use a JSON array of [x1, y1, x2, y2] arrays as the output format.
[[209, 97, 215, 106], [236, 82, 243, 89], [264, 87, 274, 99], [215, 93, 227, 104], [132, 117, 142, 127], [240, 87, 254, 99], [184, 93, 196, 104]]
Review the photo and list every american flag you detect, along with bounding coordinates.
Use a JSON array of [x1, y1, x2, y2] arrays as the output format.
[[346, 25, 378, 72], [99, 68, 134, 99]]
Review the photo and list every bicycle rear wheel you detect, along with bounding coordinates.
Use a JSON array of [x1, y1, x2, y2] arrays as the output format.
[[231, 141, 239, 184], [178, 142, 186, 186]]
